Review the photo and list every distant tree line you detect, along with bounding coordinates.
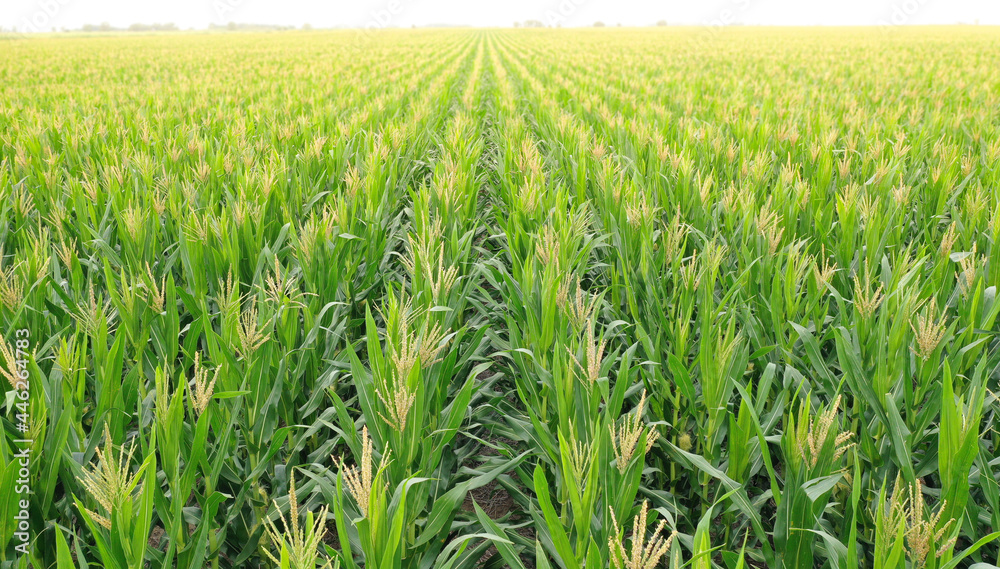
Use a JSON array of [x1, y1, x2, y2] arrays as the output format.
[[80, 22, 178, 32], [513, 20, 670, 28], [74, 22, 297, 33], [208, 22, 297, 31]]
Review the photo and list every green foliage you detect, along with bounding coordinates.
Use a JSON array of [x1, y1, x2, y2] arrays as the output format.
[[1, 26, 1000, 569]]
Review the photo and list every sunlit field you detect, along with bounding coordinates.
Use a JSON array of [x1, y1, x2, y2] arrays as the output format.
[[2, 26, 1000, 569]]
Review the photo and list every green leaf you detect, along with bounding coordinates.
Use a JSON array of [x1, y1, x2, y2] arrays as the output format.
[[472, 502, 527, 569], [532, 464, 578, 569]]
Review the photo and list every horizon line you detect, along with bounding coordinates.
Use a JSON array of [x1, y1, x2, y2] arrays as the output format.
[[3, 21, 997, 34]]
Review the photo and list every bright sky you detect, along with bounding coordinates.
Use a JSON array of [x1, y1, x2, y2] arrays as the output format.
[[3, 0, 999, 32]]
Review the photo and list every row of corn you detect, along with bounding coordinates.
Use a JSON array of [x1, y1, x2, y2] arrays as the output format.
[[1, 27, 999, 569]]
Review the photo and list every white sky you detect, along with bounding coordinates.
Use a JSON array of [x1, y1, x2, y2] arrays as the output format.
[[3, 0, 999, 32]]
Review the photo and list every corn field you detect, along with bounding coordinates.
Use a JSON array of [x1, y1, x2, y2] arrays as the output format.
[[2, 27, 1000, 569]]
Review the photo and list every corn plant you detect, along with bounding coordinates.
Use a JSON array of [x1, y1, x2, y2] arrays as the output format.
[[3, 26, 1000, 569]]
